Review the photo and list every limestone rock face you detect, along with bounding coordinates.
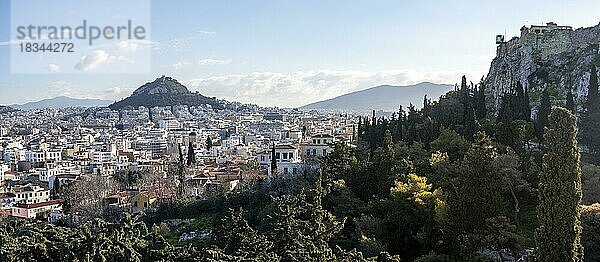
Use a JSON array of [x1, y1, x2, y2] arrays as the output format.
[[484, 22, 600, 116]]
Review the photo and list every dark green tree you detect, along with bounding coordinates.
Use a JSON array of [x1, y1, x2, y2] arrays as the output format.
[[580, 65, 600, 162], [536, 87, 551, 141], [51, 177, 61, 199], [476, 77, 487, 120], [536, 107, 583, 261], [205, 136, 213, 151], [270, 143, 278, 177], [187, 141, 196, 166], [566, 86, 576, 114], [450, 132, 504, 237]]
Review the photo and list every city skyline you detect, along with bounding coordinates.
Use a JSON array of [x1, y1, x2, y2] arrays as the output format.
[[1, 0, 599, 107]]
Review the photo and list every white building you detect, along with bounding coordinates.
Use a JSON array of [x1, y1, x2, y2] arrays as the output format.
[[301, 134, 335, 158], [257, 144, 304, 178], [12, 184, 50, 204]]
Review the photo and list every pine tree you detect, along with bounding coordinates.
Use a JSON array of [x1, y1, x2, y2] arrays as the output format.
[[536, 107, 583, 261]]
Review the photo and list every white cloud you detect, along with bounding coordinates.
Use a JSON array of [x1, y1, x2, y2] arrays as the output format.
[[115, 41, 139, 53], [170, 61, 190, 70], [74, 50, 130, 72], [197, 30, 216, 35], [47, 64, 61, 72], [197, 58, 231, 66], [185, 69, 485, 107]]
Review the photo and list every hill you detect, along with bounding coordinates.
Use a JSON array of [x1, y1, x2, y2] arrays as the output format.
[[485, 22, 600, 115], [299, 82, 454, 112], [0, 106, 18, 113], [11, 96, 111, 110], [109, 76, 222, 110]]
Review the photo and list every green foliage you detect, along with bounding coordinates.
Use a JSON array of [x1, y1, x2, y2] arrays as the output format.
[[536, 107, 583, 261], [581, 204, 600, 262], [430, 128, 470, 161], [582, 164, 600, 205]]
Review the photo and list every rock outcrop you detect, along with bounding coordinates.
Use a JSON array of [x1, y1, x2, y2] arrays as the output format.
[[484, 22, 600, 116]]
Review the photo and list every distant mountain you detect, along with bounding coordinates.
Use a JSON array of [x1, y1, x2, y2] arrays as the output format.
[[0, 105, 18, 113], [11, 96, 111, 110], [299, 82, 454, 112], [109, 76, 222, 110]]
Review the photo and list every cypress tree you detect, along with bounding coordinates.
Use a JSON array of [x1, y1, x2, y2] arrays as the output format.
[[585, 65, 599, 110], [536, 87, 551, 141], [476, 78, 487, 120], [186, 141, 196, 166], [536, 107, 583, 261], [514, 81, 531, 121], [566, 86, 576, 113], [51, 177, 61, 199], [580, 65, 600, 162], [270, 143, 278, 177], [206, 136, 213, 151]]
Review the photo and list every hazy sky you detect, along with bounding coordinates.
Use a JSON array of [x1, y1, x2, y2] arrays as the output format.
[[1, 0, 599, 107]]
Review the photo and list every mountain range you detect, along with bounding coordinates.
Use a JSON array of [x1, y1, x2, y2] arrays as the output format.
[[10, 96, 112, 110], [108, 76, 223, 110], [299, 82, 454, 112]]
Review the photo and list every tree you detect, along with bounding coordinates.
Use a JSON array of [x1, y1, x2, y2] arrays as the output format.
[[566, 86, 576, 114], [513, 81, 531, 121], [536, 87, 551, 141], [270, 143, 278, 177], [205, 136, 213, 151], [580, 65, 600, 163], [187, 141, 196, 166], [476, 77, 487, 120], [450, 132, 504, 237], [214, 208, 278, 260], [386, 174, 447, 259], [51, 177, 61, 199], [536, 107, 583, 261]]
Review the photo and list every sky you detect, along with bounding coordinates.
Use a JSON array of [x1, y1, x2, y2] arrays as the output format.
[[1, 0, 599, 107]]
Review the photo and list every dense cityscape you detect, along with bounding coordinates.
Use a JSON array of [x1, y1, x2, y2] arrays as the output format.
[[0, 76, 358, 221]]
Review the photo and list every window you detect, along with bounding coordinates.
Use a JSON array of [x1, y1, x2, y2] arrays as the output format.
[[284, 168, 289, 174], [261, 156, 265, 161], [289, 152, 293, 159], [306, 149, 310, 156], [276, 153, 280, 159], [283, 152, 288, 159], [323, 149, 327, 156], [312, 149, 316, 155]]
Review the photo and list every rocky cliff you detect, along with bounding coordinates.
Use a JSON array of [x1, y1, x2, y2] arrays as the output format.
[[484, 22, 600, 115]]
